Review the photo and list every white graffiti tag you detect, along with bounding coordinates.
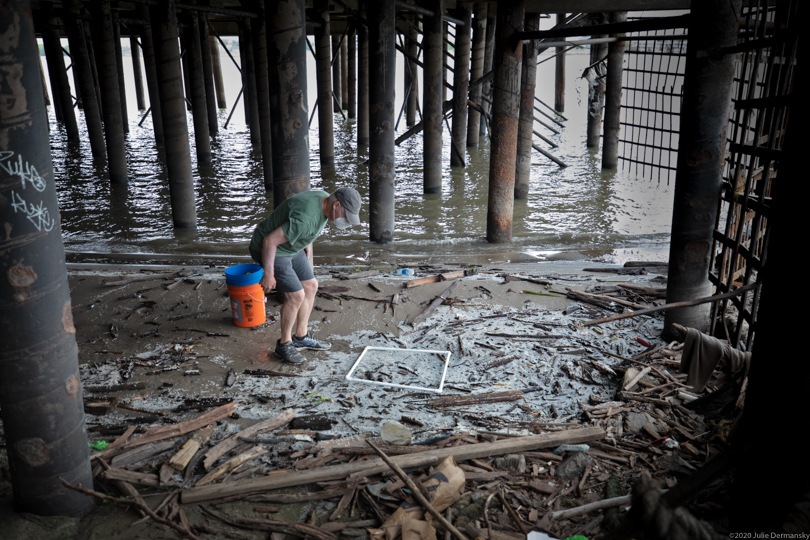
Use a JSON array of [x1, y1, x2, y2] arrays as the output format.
[[10, 190, 55, 232], [0, 151, 46, 192]]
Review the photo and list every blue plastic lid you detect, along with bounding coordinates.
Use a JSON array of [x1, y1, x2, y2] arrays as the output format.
[[225, 263, 263, 286]]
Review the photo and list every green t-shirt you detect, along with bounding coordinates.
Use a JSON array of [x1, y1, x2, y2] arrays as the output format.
[[250, 190, 329, 257]]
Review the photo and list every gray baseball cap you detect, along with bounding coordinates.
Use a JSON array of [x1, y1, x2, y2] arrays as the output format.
[[333, 187, 361, 226]]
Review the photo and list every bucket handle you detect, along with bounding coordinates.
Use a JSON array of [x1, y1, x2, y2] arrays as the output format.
[[247, 292, 266, 303]]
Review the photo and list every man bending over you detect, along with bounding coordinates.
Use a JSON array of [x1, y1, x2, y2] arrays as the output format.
[[249, 187, 361, 363]]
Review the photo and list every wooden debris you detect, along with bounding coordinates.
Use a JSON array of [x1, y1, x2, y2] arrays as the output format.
[[203, 408, 294, 470], [121, 401, 237, 450], [197, 445, 269, 486], [182, 427, 605, 503], [411, 281, 461, 326], [428, 390, 524, 408], [168, 423, 216, 471]]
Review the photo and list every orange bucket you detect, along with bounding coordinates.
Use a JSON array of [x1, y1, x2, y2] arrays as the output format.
[[227, 282, 266, 327]]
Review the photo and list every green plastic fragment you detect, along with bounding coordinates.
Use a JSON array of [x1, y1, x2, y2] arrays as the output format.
[[565, 536, 588, 540], [89, 440, 109, 451]]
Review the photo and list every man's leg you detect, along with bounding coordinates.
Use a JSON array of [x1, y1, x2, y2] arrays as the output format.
[[271, 255, 306, 363], [295, 278, 318, 338], [280, 289, 305, 343]]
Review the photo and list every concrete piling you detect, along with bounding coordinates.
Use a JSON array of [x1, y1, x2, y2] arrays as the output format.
[[515, 12, 539, 200], [240, 21, 261, 146], [130, 35, 147, 110], [184, 8, 212, 165], [139, 5, 165, 144], [90, 0, 128, 183], [486, 0, 524, 243], [112, 13, 129, 132], [368, 0, 396, 244], [664, 0, 742, 338], [150, 0, 197, 228], [210, 35, 227, 109], [422, 0, 444, 194], [199, 10, 219, 135], [554, 13, 566, 113], [64, 0, 106, 158], [314, 0, 335, 168], [42, 16, 79, 141], [266, 0, 310, 205], [467, 2, 487, 147], [406, 17, 419, 127], [586, 35, 607, 149], [251, 0, 274, 190], [357, 21, 369, 146], [0, 0, 94, 516], [450, 6, 471, 167], [601, 11, 626, 169], [347, 26, 357, 119]]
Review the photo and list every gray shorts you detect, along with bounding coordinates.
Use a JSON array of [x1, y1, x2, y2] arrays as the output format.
[[250, 248, 314, 293]]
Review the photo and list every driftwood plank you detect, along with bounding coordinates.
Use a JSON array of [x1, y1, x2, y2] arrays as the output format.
[[411, 281, 461, 326], [121, 402, 237, 449], [203, 408, 294, 470], [182, 427, 605, 503]]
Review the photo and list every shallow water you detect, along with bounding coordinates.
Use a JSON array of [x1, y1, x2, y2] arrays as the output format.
[[47, 43, 674, 266]]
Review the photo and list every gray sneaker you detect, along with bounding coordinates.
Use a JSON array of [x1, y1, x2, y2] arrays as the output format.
[[275, 340, 306, 364], [292, 333, 332, 351]]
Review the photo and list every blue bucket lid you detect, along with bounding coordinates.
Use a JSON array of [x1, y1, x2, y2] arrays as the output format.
[[225, 263, 263, 286]]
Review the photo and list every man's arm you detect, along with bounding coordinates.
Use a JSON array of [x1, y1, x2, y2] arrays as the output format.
[[260, 227, 288, 293]]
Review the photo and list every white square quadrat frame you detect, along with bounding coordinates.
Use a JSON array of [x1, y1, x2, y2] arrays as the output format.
[[345, 346, 452, 394]]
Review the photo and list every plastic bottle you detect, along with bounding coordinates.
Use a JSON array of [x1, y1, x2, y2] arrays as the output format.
[[395, 268, 414, 276]]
